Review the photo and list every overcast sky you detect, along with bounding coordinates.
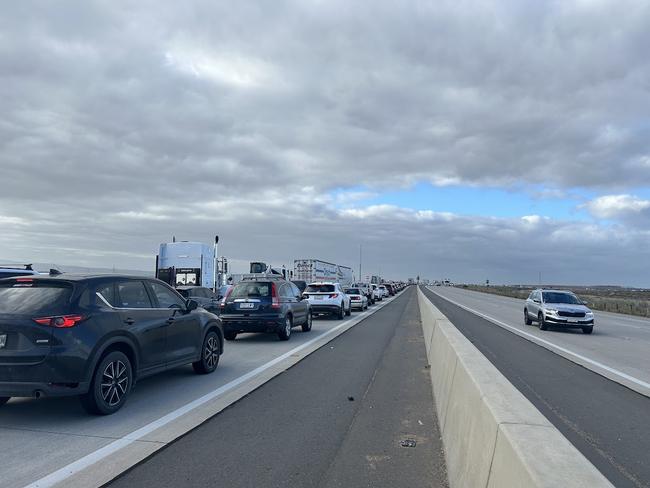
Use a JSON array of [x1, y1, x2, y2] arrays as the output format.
[[2, 0, 650, 285]]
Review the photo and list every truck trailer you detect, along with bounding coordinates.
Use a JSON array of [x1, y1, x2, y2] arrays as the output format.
[[293, 259, 354, 287]]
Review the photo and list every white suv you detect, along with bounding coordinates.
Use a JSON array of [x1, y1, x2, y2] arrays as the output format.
[[303, 282, 351, 319]]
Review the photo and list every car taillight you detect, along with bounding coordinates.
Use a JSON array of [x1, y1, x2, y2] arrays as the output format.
[[329, 293, 339, 298], [220, 287, 234, 309], [33, 315, 85, 328], [351, 296, 360, 300], [271, 283, 281, 309]]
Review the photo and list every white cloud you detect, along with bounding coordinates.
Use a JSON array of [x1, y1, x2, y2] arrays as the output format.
[[583, 194, 650, 219]]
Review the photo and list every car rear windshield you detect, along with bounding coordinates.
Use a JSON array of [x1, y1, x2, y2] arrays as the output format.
[[305, 284, 335, 293], [177, 289, 190, 298], [230, 282, 272, 298], [0, 281, 73, 314], [345, 289, 360, 295], [542, 292, 581, 305]]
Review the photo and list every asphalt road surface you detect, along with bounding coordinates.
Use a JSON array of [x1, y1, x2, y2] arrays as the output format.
[[428, 286, 650, 395], [0, 297, 395, 488], [422, 286, 650, 488], [108, 287, 447, 488]]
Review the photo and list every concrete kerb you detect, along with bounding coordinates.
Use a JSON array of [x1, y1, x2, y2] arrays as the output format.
[[417, 287, 613, 488]]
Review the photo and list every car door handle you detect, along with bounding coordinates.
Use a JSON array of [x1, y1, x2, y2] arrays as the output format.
[[124, 318, 135, 325]]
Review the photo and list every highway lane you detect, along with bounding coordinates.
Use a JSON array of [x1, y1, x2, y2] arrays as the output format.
[[108, 287, 447, 488], [427, 286, 650, 396], [422, 286, 650, 488], [0, 297, 397, 488]]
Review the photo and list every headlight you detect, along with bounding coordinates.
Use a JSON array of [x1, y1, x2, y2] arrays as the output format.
[[545, 309, 558, 315], [585, 311, 594, 316]]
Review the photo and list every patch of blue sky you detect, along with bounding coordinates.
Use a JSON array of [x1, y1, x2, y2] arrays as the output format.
[[331, 182, 596, 221]]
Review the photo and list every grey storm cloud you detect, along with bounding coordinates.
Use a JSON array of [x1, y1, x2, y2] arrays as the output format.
[[2, 0, 650, 284]]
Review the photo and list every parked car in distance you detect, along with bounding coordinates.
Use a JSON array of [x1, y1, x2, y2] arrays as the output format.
[[220, 277, 311, 341], [177, 286, 220, 314], [524, 289, 594, 334], [303, 282, 351, 319], [384, 283, 395, 296], [345, 287, 368, 310], [0, 275, 223, 415]]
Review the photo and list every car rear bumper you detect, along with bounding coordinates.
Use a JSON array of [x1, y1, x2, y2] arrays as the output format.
[[221, 315, 284, 333], [350, 302, 365, 309], [310, 304, 341, 314], [0, 380, 88, 398]]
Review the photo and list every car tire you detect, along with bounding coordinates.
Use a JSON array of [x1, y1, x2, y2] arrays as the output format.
[[524, 309, 532, 325], [338, 304, 345, 320], [538, 313, 548, 331], [278, 316, 292, 341], [345, 303, 351, 316], [582, 326, 593, 334], [192, 331, 221, 374], [80, 351, 133, 415], [0, 397, 10, 407], [224, 331, 237, 341], [302, 312, 312, 332]]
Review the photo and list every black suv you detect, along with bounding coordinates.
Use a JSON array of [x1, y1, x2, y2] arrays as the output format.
[[220, 277, 311, 341], [0, 275, 223, 415], [177, 286, 220, 314]]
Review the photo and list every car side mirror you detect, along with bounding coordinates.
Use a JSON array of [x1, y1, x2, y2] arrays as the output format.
[[186, 299, 199, 312]]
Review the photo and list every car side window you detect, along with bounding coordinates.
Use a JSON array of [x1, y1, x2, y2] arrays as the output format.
[[117, 281, 152, 309], [279, 284, 291, 298], [149, 282, 185, 309], [290, 283, 300, 297], [96, 283, 117, 307]]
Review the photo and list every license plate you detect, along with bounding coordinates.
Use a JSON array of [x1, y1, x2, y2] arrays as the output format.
[[315, 296, 324, 300], [239, 303, 255, 309], [0, 334, 6, 349], [568, 318, 578, 323]]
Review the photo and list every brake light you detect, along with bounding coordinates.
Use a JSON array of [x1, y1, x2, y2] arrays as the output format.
[[33, 315, 85, 328], [220, 287, 234, 309], [329, 293, 339, 299], [271, 282, 281, 309], [16, 278, 33, 283]]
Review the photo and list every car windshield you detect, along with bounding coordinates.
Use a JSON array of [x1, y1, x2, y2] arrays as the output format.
[[542, 292, 581, 305], [0, 281, 73, 314], [345, 288, 360, 294], [230, 282, 272, 298], [305, 284, 335, 293]]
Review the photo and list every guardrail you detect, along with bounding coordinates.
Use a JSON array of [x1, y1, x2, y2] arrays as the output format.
[[417, 287, 612, 488]]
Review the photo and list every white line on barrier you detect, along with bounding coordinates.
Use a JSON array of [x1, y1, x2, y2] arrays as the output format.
[[25, 297, 396, 488], [425, 287, 650, 395]]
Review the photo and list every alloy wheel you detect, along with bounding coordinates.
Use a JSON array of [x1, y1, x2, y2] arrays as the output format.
[[205, 336, 219, 369], [100, 360, 128, 407]]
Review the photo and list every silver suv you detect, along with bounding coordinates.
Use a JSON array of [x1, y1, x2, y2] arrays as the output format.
[[524, 289, 594, 334]]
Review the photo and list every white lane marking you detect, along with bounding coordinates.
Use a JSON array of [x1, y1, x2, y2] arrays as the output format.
[[426, 288, 650, 394], [25, 297, 396, 488]]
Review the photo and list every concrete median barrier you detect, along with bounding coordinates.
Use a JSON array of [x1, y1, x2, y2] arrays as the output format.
[[417, 287, 613, 488]]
